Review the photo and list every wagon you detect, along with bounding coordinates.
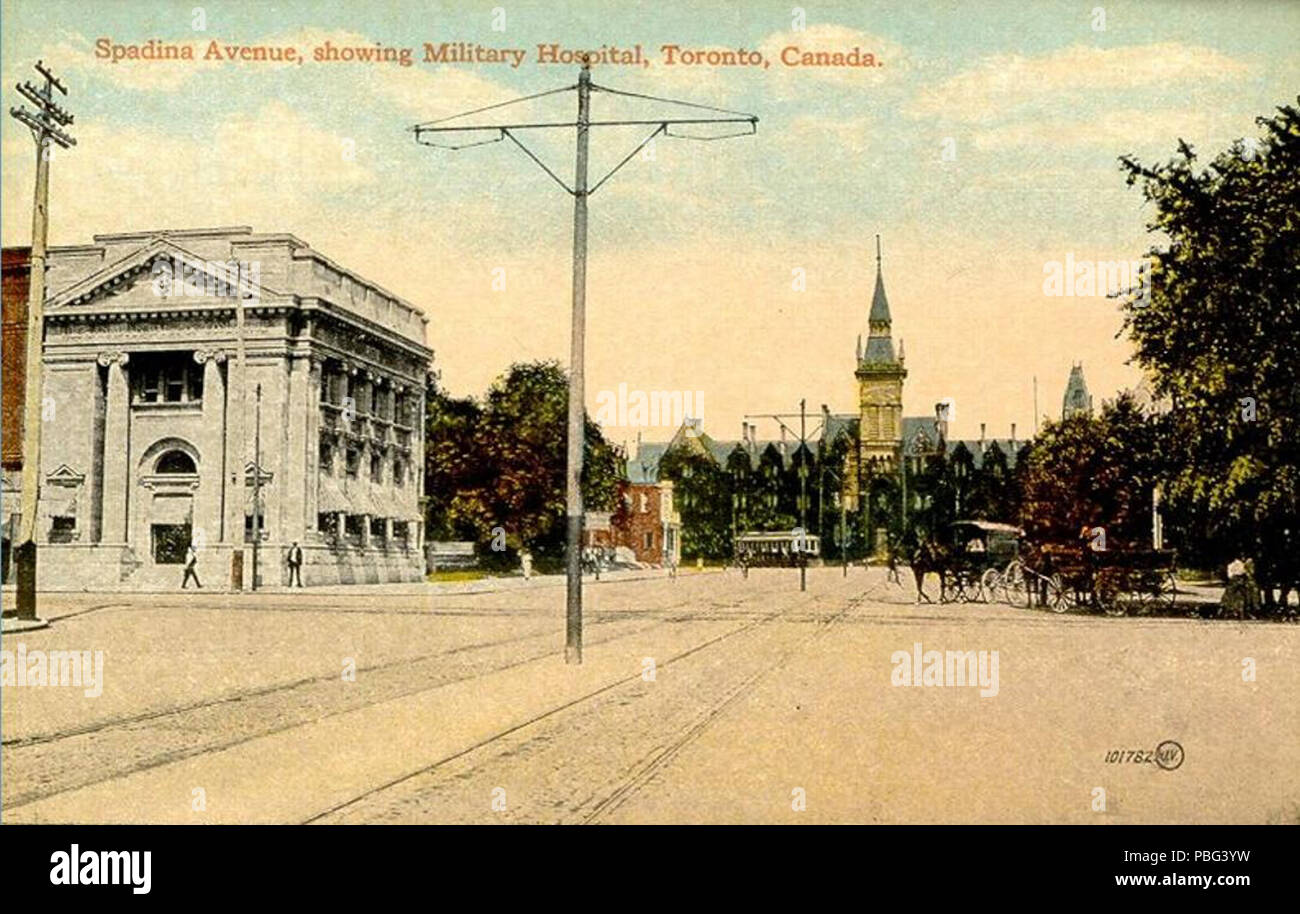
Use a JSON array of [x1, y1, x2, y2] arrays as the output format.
[[1016, 543, 1178, 615]]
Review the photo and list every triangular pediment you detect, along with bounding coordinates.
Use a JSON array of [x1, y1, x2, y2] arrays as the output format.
[[49, 236, 278, 310], [45, 464, 85, 484]]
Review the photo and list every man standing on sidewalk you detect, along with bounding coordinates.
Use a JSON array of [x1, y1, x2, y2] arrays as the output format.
[[182, 542, 202, 589], [286, 541, 304, 588]]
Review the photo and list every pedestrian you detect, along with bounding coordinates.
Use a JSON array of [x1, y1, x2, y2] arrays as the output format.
[[520, 548, 533, 581], [286, 540, 304, 588], [182, 542, 202, 589]]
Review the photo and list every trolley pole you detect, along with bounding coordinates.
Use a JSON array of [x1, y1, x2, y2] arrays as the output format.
[[414, 60, 757, 664], [9, 61, 75, 622], [252, 383, 262, 591], [563, 64, 591, 664], [799, 399, 807, 592], [746, 403, 823, 593]]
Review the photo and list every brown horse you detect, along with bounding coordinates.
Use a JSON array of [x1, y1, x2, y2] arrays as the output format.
[[906, 537, 951, 604]]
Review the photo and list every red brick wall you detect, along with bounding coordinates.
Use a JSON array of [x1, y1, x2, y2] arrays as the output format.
[[2, 248, 31, 470], [618, 483, 664, 564]]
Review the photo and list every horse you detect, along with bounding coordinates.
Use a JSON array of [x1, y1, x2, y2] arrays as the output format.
[[905, 537, 951, 604]]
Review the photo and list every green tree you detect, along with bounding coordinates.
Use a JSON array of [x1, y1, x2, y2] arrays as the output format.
[[1119, 100, 1300, 601], [1018, 394, 1162, 549], [423, 361, 624, 566]]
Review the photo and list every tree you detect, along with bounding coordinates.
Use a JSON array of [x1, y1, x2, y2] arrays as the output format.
[[423, 361, 625, 566], [1018, 394, 1163, 549], [1119, 100, 1300, 602]]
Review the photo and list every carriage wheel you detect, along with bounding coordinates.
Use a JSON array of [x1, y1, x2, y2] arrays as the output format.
[[953, 571, 981, 603], [1045, 574, 1072, 613], [1002, 561, 1029, 607], [980, 568, 1002, 603], [1158, 571, 1178, 609]]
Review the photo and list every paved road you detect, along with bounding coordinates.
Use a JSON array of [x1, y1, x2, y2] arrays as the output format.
[[3, 568, 1296, 824]]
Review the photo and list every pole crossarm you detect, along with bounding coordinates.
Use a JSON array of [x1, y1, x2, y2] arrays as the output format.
[[412, 74, 758, 197]]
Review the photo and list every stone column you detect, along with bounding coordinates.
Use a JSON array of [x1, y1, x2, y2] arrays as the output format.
[[305, 357, 322, 528], [283, 353, 309, 542], [98, 351, 130, 543], [193, 350, 227, 550]]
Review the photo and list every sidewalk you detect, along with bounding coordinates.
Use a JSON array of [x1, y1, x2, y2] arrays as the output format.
[[2, 565, 725, 610]]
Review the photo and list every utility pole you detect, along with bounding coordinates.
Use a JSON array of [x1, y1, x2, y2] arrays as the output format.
[[9, 61, 75, 622], [746, 405, 823, 593], [415, 59, 757, 663], [251, 383, 262, 591]]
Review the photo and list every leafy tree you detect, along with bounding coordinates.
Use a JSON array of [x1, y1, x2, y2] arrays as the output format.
[[1119, 100, 1300, 601], [423, 361, 624, 566], [1018, 394, 1162, 549]]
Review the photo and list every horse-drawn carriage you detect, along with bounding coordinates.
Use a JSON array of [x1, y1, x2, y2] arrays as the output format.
[[915, 523, 1178, 615], [1011, 542, 1178, 615], [938, 520, 1023, 602]]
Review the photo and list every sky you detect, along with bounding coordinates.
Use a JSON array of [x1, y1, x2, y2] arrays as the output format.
[[2, 0, 1297, 450]]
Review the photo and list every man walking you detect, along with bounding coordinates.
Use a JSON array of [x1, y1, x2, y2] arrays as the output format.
[[182, 542, 202, 589], [287, 541, 304, 588]]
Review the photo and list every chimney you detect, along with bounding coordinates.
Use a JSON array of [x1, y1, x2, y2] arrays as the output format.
[[1010, 423, 1017, 448], [979, 423, 986, 452], [935, 402, 949, 442]]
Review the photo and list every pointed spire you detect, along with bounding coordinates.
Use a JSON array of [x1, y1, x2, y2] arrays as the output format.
[[869, 234, 891, 326], [860, 233, 898, 366]]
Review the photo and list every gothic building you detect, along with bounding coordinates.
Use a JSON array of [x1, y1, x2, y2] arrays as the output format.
[[1062, 363, 1093, 419]]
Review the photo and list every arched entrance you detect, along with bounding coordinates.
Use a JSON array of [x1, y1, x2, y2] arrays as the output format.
[[138, 439, 200, 565]]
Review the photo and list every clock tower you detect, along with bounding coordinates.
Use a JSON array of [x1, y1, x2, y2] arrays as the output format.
[[855, 235, 906, 475]]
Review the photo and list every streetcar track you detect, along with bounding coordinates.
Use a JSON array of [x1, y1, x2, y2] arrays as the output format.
[[3, 583, 784, 809], [580, 583, 881, 823], [304, 580, 871, 824]]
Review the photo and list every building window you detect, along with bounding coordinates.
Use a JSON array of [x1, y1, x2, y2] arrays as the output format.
[[639, 493, 648, 513], [156, 450, 197, 474], [392, 459, 404, 487], [318, 512, 338, 538], [244, 513, 266, 543], [345, 448, 360, 478], [344, 515, 364, 543], [152, 524, 190, 564], [392, 521, 408, 542], [644, 531, 654, 550], [370, 453, 383, 482], [133, 353, 202, 404], [49, 515, 77, 543], [319, 440, 334, 475], [370, 517, 386, 541], [369, 384, 381, 416]]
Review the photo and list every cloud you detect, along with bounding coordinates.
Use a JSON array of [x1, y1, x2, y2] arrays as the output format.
[[1, 101, 375, 248], [906, 43, 1253, 124]]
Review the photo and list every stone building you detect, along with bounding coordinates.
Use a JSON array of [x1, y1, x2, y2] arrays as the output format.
[[1, 226, 431, 590], [1062, 363, 1093, 419]]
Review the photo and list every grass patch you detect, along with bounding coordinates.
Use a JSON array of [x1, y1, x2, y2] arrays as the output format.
[[425, 569, 494, 583]]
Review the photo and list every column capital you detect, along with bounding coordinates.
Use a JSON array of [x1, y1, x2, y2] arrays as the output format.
[[97, 350, 129, 367], [194, 348, 228, 365]]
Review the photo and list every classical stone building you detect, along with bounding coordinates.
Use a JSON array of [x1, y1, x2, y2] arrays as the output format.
[[1, 226, 431, 590]]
